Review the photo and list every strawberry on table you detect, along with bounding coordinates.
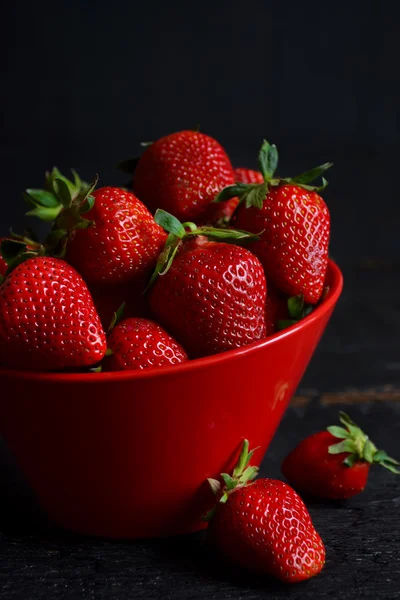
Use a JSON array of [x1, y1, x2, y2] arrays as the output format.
[[104, 317, 188, 372], [205, 440, 325, 583], [22, 169, 167, 285], [131, 130, 237, 224], [282, 412, 400, 499], [148, 210, 267, 358], [0, 257, 106, 371], [215, 141, 332, 304], [234, 168, 264, 184]]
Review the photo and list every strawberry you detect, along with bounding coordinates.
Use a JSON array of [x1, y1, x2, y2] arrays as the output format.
[[282, 412, 400, 499], [206, 440, 325, 583], [131, 131, 237, 224], [0, 256, 106, 371], [234, 168, 264, 184], [215, 141, 332, 304], [104, 317, 188, 372], [22, 169, 167, 285], [148, 211, 267, 358]]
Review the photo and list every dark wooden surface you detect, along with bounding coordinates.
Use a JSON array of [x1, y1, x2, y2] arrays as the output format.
[[1, 264, 399, 599]]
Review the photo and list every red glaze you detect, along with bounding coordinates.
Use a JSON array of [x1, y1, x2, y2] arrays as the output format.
[[234, 168, 264, 184], [104, 317, 188, 372], [149, 239, 267, 358], [282, 431, 370, 499], [0, 260, 342, 539], [233, 184, 330, 304], [0, 257, 106, 371], [209, 478, 325, 582], [66, 187, 166, 285], [133, 131, 236, 223]]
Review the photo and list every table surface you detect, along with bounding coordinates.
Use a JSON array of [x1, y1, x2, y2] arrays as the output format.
[[1, 263, 399, 600]]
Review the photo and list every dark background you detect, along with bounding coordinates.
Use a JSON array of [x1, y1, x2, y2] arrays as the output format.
[[2, 1, 399, 266]]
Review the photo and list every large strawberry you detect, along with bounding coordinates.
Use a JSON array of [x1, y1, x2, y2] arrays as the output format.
[[0, 256, 106, 371], [215, 141, 332, 304], [206, 440, 325, 583], [131, 130, 237, 224], [22, 169, 167, 285], [147, 211, 267, 358], [104, 316, 188, 372], [282, 412, 399, 499]]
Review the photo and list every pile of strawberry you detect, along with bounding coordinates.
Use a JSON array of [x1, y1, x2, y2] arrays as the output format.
[[0, 131, 333, 373]]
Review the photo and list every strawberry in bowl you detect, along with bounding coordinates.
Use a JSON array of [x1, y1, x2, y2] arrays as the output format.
[[0, 134, 343, 539]]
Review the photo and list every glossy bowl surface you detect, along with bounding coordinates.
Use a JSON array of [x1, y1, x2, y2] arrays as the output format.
[[0, 260, 343, 538]]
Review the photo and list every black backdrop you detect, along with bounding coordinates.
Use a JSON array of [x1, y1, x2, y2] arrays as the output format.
[[1, 1, 399, 264]]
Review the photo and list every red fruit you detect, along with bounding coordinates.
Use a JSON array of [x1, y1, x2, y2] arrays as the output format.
[[104, 317, 188, 372], [66, 187, 167, 285], [207, 441, 325, 583], [217, 141, 332, 304], [133, 131, 236, 223], [234, 168, 264, 184], [0, 257, 106, 371], [282, 412, 400, 499], [149, 237, 267, 358]]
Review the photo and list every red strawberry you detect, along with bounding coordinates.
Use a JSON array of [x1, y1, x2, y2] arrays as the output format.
[[216, 141, 332, 304], [148, 211, 267, 358], [282, 412, 400, 499], [206, 440, 325, 583], [104, 317, 188, 372], [132, 131, 237, 224], [23, 171, 167, 285], [234, 168, 264, 184], [0, 257, 106, 371]]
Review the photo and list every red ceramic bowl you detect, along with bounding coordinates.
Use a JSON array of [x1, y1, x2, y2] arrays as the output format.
[[0, 260, 343, 539]]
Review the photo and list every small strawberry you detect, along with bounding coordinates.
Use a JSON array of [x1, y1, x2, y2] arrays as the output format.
[[104, 316, 188, 372], [205, 440, 325, 583], [215, 141, 332, 304], [282, 412, 400, 499], [0, 256, 106, 371], [234, 168, 264, 184], [131, 131, 237, 224], [22, 169, 167, 285], [147, 210, 267, 358]]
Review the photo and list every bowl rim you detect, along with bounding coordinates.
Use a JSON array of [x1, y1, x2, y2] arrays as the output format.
[[0, 259, 343, 383]]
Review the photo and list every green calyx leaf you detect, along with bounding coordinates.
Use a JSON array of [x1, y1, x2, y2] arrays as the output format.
[[107, 302, 126, 334], [154, 209, 186, 238], [213, 141, 333, 214], [202, 439, 260, 522], [327, 411, 400, 473], [258, 139, 279, 180], [145, 211, 260, 292], [288, 295, 304, 319], [45, 167, 86, 202]]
